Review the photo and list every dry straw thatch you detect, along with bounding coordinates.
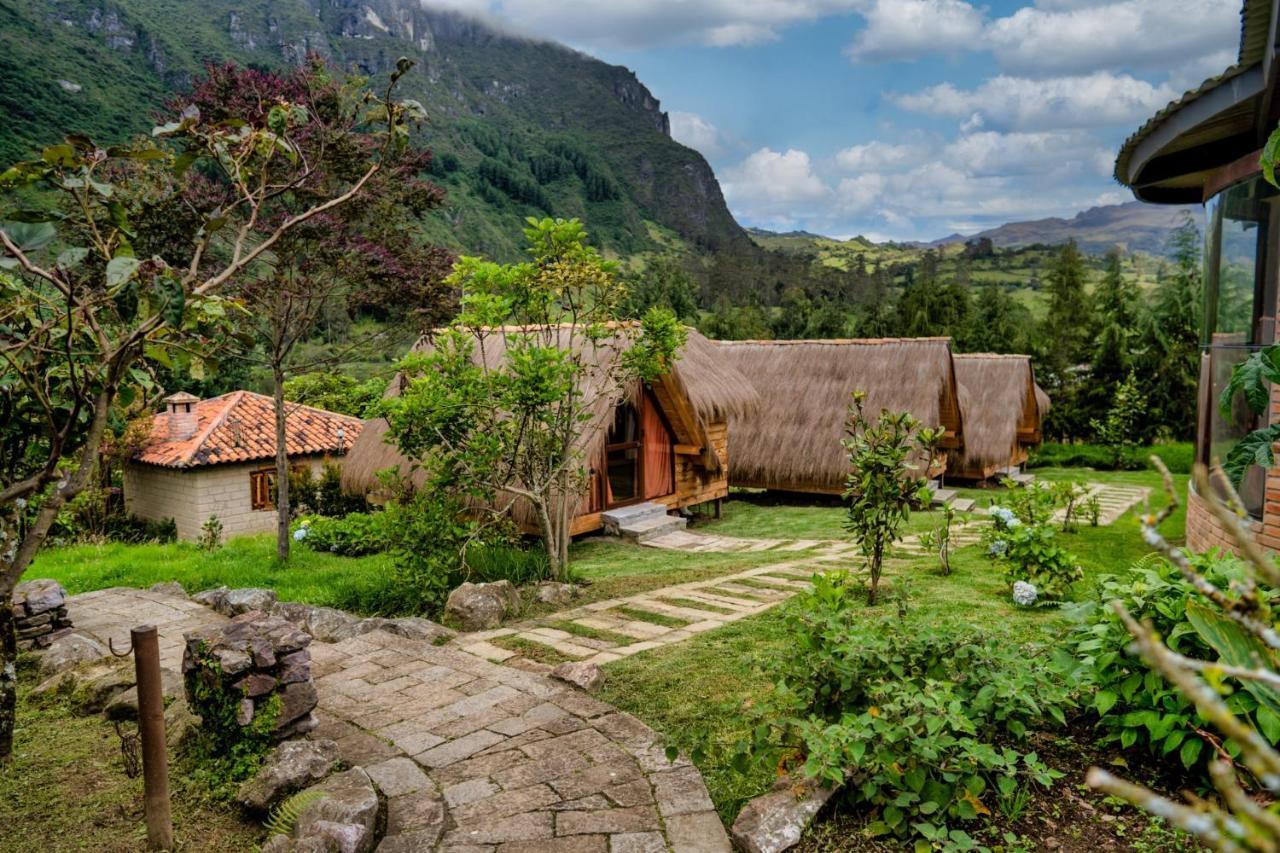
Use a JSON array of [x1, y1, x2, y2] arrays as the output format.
[[717, 338, 963, 493], [949, 354, 1047, 476], [340, 326, 758, 521]]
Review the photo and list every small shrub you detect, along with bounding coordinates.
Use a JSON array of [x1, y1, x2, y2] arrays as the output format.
[[918, 502, 955, 575], [197, 515, 223, 552], [983, 508, 1082, 602], [295, 512, 391, 557], [290, 462, 366, 519], [102, 513, 177, 544], [739, 574, 1069, 845], [842, 392, 943, 605]]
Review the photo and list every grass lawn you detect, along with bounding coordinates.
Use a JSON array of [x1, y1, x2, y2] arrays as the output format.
[[30, 535, 398, 612], [0, 679, 260, 853], [596, 466, 1188, 830]]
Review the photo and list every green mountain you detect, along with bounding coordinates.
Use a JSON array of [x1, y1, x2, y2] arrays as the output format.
[[0, 0, 753, 262]]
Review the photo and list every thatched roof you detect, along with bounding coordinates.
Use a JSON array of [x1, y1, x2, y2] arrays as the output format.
[[949, 354, 1046, 474], [341, 326, 758, 517], [717, 338, 963, 493]]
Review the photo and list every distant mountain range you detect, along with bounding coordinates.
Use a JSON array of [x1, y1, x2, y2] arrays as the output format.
[[921, 201, 1200, 256], [750, 202, 1200, 258]]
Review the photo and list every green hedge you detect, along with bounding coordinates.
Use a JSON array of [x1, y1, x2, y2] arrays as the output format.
[[1027, 442, 1192, 474]]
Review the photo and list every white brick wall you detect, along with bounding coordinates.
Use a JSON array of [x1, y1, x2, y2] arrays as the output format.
[[124, 456, 330, 541]]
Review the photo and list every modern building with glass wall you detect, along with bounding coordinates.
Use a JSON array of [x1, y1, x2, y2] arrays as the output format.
[[1116, 0, 1280, 552]]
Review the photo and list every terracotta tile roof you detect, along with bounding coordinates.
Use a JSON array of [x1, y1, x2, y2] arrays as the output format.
[[133, 391, 364, 469]]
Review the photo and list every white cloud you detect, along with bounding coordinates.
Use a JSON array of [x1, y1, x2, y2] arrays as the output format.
[[985, 0, 1240, 75], [892, 72, 1176, 130], [721, 148, 832, 227], [459, 0, 866, 49], [943, 130, 1112, 177], [835, 140, 931, 171], [845, 0, 984, 62], [670, 111, 726, 158]]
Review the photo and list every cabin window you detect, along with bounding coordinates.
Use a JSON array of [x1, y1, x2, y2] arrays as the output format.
[[250, 468, 276, 511], [1200, 175, 1280, 517]]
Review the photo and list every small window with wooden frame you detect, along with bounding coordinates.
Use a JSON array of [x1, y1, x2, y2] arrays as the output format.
[[250, 468, 276, 511]]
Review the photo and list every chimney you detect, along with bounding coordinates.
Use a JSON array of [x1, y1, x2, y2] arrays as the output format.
[[165, 392, 200, 440]]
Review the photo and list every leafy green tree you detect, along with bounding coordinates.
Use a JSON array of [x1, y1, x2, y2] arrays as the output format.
[[0, 60, 421, 757], [1091, 371, 1147, 469], [1041, 239, 1091, 371], [620, 256, 698, 322], [960, 284, 1033, 353], [382, 218, 684, 577], [175, 62, 453, 561], [842, 393, 943, 605], [772, 287, 812, 338], [1135, 220, 1202, 441], [283, 373, 389, 418]]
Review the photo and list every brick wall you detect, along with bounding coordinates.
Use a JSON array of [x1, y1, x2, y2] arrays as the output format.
[[125, 456, 329, 542], [123, 464, 206, 540], [1186, 486, 1259, 555]]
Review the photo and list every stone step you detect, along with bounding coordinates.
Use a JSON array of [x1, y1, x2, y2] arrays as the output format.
[[601, 501, 671, 534], [951, 498, 976, 512], [931, 488, 957, 506], [1009, 472, 1036, 485], [621, 513, 688, 544]]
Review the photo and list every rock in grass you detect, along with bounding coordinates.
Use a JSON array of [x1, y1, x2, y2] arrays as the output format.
[[535, 581, 580, 606], [444, 581, 520, 631], [238, 739, 341, 812], [550, 660, 604, 691], [38, 632, 108, 677], [731, 778, 835, 853]]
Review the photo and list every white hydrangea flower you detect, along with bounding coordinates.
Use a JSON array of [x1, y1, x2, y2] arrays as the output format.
[[293, 527, 308, 542], [1005, 516, 1021, 528], [989, 539, 1008, 557], [1012, 581, 1037, 606]]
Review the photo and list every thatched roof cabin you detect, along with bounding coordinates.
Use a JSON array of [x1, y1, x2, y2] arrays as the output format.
[[342, 326, 758, 534], [949, 354, 1048, 480], [717, 338, 964, 494]]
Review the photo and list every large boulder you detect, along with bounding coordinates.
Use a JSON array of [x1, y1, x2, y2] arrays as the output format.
[[380, 617, 455, 645], [730, 778, 835, 853], [38, 632, 108, 677], [102, 667, 183, 721], [444, 581, 520, 631], [192, 586, 230, 611], [238, 739, 342, 812], [219, 587, 279, 617]]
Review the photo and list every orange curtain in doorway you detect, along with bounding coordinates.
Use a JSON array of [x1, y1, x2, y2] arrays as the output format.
[[642, 396, 675, 499]]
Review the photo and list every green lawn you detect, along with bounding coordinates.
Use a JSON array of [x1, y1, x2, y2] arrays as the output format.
[[30, 535, 397, 611], [597, 466, 1187, 822]]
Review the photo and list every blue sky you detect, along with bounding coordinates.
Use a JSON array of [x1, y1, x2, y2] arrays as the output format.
[[435, 0, 1242, 242]]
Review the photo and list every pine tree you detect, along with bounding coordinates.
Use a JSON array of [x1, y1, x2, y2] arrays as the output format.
[[1087, 248, 1141, 430], [962, 284, 1033, 353], [1135, 219, 1202, 440], [1042, 239, 1091, 370]]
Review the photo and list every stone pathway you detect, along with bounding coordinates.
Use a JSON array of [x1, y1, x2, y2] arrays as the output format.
[[60, 588, 733, 852], [1056, 482, 1151, 526], [458, 544, 869, 667], [640, 528, 839, 554]]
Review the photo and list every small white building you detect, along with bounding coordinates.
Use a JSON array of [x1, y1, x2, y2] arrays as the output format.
[[125, 391, 363, 541]]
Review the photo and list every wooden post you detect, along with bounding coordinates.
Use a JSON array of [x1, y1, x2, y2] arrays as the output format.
[[714, 498, 723, 519], [132, 625, 173, 850]]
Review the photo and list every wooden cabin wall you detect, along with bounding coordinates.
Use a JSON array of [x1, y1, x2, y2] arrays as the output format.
[[663, 421, 730, 509]]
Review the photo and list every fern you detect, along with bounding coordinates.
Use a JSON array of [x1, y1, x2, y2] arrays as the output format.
[[264, 789, 326, 839]]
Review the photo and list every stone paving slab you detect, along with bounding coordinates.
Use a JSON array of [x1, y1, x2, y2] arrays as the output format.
[[60, 588, 731, 852]]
